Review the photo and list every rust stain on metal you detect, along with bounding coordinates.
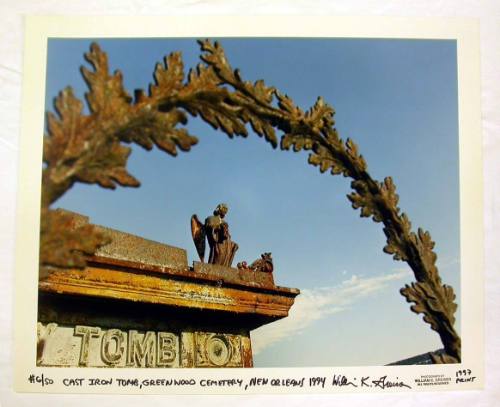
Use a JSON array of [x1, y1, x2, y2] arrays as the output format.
[[83, 256, 297, 296], [193, 262, 275, 289], [241, 335, 253, 367], [38, 212, 299, 368], [40, 263, 298, 321], [50, 209, 189, 270], [95, 225, 188, 270]]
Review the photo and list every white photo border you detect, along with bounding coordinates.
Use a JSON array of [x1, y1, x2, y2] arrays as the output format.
[[14, 15, 483, 394]]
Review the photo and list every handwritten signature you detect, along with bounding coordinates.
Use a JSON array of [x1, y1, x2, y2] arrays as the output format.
[[331, 374, 411, 389]]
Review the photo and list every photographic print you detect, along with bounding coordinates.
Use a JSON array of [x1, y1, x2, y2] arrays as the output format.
[[14, 16, 483, 394]]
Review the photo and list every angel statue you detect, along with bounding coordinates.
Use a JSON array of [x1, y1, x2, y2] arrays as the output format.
[[190, 203, 239, 267]]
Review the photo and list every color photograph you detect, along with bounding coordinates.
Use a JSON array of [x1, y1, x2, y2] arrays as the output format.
[[37, 36, 461, 369]]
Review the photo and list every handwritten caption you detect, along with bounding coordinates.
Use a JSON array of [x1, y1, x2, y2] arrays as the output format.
[[27, 374, 54, 387], [27, 369, 478, 391], [28, 374, 416, 391], [455, 369, 476, 384]]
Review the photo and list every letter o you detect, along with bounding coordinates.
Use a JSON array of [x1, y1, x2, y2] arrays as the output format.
[[101, 329, 125, 365]]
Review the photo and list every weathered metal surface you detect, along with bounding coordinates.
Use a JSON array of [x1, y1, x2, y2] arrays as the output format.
[[49, 209, 189, 270], [38, 214, 297, 368], [191, 204, 238, 267], [53, 209, 89, 227], [194, 332, 243, 367], [38, 291, 270, 336], [95, 226, 188, 270], [83, 256, 286, 293], [193, 261, 275, 288], [36, 322, 252, 368], [240, 335, 254, 367], [237, 252, 274, 273], [39, 209, 110, 270], [39, 265, 298, 320]]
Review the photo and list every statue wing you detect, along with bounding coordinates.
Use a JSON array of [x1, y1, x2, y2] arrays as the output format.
[[190, 214, 206, 262]]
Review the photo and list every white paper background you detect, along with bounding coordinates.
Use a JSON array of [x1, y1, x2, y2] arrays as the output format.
[[1, 1, 499, 406]]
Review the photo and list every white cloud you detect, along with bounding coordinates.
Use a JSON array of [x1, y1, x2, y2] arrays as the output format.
[[251, 268, 411, 355]]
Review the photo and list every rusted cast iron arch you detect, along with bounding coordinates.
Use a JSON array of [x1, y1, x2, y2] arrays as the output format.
[[40, 39, 461, 364]]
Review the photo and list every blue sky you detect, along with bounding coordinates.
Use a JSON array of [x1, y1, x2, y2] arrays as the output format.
[[45, 37, 460, 367]]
